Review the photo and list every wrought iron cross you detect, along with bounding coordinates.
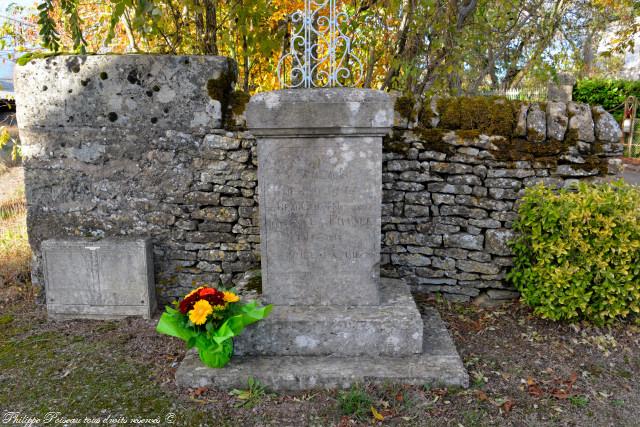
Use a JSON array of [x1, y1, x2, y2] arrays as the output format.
[[277, 0, 363, 88]]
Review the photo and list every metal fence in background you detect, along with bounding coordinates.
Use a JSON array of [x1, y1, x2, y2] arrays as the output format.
[[618, 96, 639, 158], [624, 120, 640, 158], [478, 86, 548, 102]]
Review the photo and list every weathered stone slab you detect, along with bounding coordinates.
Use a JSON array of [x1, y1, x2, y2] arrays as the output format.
[[14, 55, 235, 132], [248, 89, 392, 306], [234, 279, 423, 357], [176, 306, 468, 391], [42, 238, 156, 320]]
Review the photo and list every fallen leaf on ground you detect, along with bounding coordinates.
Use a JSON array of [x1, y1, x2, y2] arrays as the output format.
[[191, 387, 208, 397], [501, 400, 514, 414], [475, 390, 489, 401], [526, 377, 544, 397], [371, 406, 384, 421]]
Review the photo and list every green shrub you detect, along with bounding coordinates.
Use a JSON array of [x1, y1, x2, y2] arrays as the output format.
[[573, 79, 640, 120], [508, 181, 640, 325]]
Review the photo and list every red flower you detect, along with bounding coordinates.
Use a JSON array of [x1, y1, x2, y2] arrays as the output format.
[[199, 288, 217, 297], [178, 286, 227, 314], [199, 288, 226, 306], [179, 293, 199, 314]]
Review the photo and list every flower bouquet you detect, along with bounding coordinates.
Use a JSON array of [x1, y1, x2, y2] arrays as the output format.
[[156, 285, 272, 368]]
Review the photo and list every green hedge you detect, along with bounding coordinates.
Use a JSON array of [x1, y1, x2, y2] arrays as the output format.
[[573, 79, 640, 120], [508, 181, 640, 325]]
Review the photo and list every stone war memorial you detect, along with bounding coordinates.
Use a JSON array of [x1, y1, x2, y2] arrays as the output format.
[[177, 88, 469, 389], [13, 0, 624, 393]]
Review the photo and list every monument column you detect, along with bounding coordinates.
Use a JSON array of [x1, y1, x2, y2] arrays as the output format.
[[247, 88, 392, 306]]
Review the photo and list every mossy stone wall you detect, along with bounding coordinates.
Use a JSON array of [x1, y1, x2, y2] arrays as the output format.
[[383, 95, 623, 302]]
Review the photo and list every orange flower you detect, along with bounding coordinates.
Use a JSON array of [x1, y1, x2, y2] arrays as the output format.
[[223, 291, 240, 303]]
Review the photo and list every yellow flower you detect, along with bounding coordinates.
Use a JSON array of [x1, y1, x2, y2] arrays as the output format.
[[185, 286, 204, 299], [188, 299, 213, 325], [212, 304, 226, 311], [223, 291, 240, 303]]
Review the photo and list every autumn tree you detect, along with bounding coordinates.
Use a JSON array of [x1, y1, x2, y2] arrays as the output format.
[[2, 0, 638, 95]]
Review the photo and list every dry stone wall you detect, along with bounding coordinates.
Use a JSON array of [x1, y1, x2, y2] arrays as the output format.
[[381, 96, 623, 301], [15, 56, 623, 304]]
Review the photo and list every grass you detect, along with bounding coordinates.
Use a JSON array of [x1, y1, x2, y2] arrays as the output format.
[[230, 377, 268, 408], [0, 314, 223, 425], [0, 176, 31, 294], [337, 385, 373, 421]]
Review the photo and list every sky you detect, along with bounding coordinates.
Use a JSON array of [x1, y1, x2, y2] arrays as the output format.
[[0, 0, 36, 84]]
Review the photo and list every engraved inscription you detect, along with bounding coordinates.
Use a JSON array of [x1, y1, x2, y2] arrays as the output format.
[[259, 137, 382, 305]]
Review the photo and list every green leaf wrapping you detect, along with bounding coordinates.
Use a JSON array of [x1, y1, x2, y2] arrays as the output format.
[[156, 301, 272, 368]]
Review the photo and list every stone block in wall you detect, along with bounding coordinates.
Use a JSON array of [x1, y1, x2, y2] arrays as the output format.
[[514, 103, 528, 136], [607, 159, 624, 175], [592, 106, 623, 143], [567, 102, 595, 142], [546, 101, 568, 142], [526, 104, 546, 142], [547, 73, 576, 103], [554, 164, 599, 177], [443, 233, 484, 251], [485, 229, 514, 256]]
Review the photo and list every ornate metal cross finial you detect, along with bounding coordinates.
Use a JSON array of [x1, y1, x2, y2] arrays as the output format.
[[277, 0, 363, 88]]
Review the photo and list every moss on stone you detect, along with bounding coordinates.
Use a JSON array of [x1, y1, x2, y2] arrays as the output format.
[[580, 156, 608, 175], [16, 51, 62, 66], [490, 137, 570, 162], [229, 90, 251, 115], [431, 96, 517, 137], [455, 129, 482, 139], [207, 74, 233, 102], [418, 101, 436, 127], [413, 127, 455, 154], [394, 94, 416, 122], [564, 127, 579, 145], [383, 139, 411, 154], [245, 272, 262, 294]]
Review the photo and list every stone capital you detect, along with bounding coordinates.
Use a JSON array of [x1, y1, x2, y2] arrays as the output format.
[[246, 88, 393, 137]]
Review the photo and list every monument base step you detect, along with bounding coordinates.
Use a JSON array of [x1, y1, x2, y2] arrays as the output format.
[[175, 307, 469, 391], [233, 278, 423, 357]]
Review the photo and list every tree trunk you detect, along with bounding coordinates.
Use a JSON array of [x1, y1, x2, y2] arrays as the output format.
[[204, 0, 218, 55], [243, 34, 249, 91]]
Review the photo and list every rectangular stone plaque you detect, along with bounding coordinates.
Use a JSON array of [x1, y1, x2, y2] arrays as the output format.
[[42, 238, 156, 319], [258, 136, 381, 306]]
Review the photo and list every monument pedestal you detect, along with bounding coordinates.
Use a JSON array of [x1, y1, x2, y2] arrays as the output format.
[[176, 302, 468, 390], [233, 279, 423, 357], [175, 89, 468, 390]]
